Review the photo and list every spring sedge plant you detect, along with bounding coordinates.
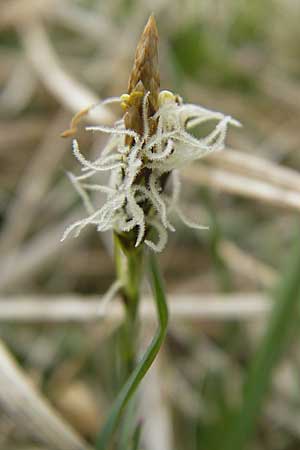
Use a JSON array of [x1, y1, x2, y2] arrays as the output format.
[[61, 15, 240, 449]]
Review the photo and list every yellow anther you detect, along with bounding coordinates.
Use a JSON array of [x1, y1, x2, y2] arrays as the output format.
[[120, 94, 130, 103], [130, 91, 144, 101], [120, 91, 144, 110], [158, 90, 176, 106], [120, 94, 130, 111]]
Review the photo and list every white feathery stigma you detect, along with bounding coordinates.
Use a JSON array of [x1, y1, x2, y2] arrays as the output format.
[[62, 91, 240, 251]]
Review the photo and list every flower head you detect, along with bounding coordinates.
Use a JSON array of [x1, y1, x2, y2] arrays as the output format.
[[61, 16, 240, 252]]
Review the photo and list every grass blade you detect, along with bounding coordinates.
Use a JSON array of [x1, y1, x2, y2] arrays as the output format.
[[95, 252, 168, 449]]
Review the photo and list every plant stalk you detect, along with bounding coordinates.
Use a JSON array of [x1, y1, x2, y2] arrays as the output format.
[[114, 233, 144, 376], [95, 251, 168, 450]]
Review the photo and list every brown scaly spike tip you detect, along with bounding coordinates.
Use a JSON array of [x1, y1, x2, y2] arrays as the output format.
[[128, 14, 160, 111], [125, 14, 160, 139]]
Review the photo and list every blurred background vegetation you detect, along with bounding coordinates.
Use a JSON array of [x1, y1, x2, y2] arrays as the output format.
[[1, 0, 300, 449]]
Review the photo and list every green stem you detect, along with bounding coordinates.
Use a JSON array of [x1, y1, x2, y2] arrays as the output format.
[[114, 233, 144, 376], [95, 252, 169, 450], [114, 233, 143, 318]]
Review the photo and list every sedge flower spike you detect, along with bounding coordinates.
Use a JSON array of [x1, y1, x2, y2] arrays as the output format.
[[61, 15, 241, 252]]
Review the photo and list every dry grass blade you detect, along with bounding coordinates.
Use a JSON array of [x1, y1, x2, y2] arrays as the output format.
[[0, 118, 48, 153], [0, 209, 86, 292], [210, 148, 300, 194], [0, 0, 51, 29], [51, 1, 116, 42], [220, 240, 278, 288], [20, 22, 113, 123], [0, 58, 36, 113], [0, 135, 116, 293], [184, 165, 300, 213], [0, 111, 69, 254], [0, 340, 90, 450], [0, 293, 269, 322], [267, 401, 300, 437]]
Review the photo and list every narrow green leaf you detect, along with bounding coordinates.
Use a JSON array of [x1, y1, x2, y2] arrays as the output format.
[[95, 252, 168, 449], [223, 234, 300, 450], [117, 397, 137, 450], [131, 422, 142, 450]]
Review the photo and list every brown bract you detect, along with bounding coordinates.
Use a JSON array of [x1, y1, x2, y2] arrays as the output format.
[[124, 14, 160, 143]]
